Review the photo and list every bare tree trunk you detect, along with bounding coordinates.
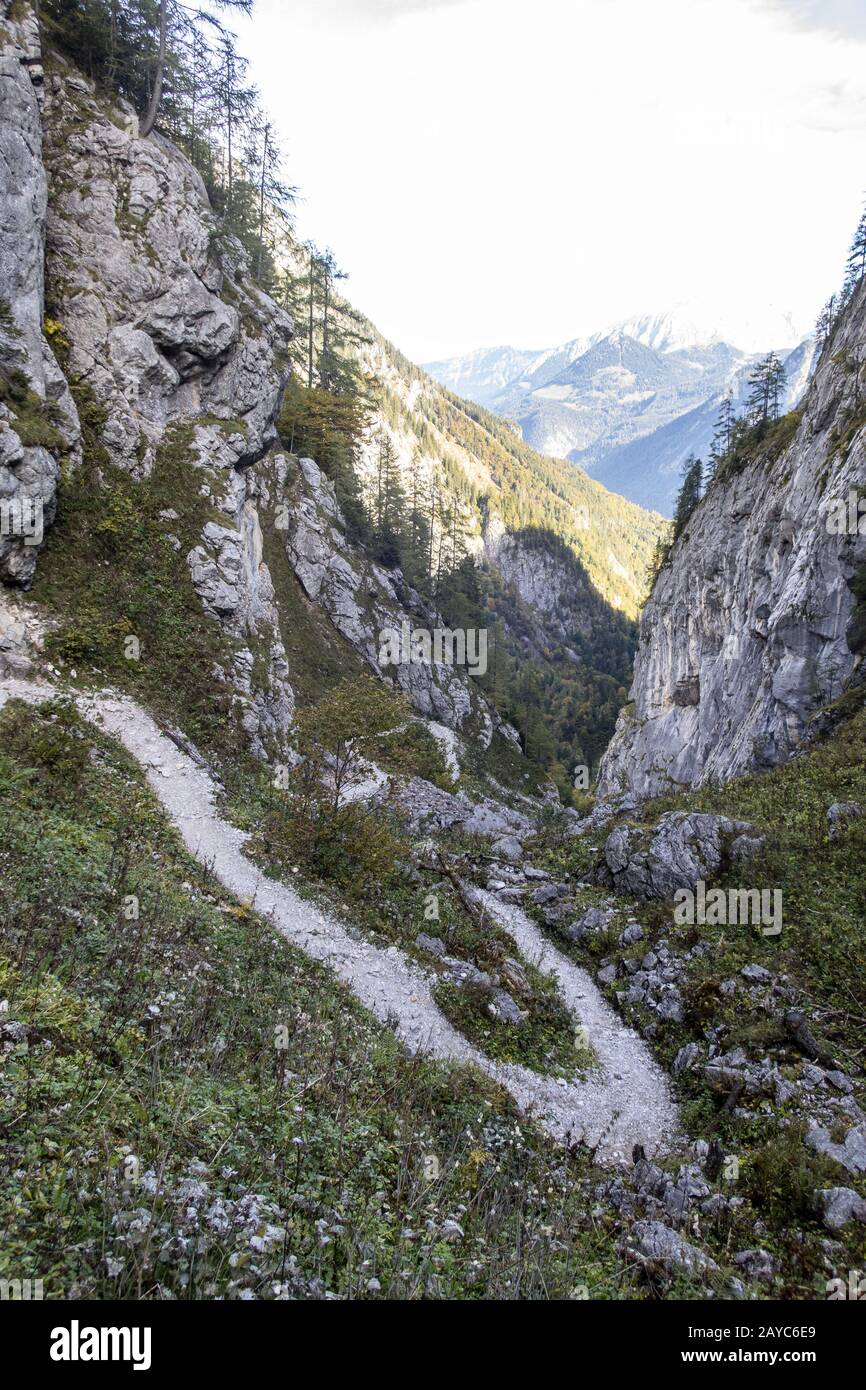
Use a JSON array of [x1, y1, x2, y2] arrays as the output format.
[[140, 0, 168, 139], [256, 123, 270, 282], [427, 486, 437, 579], [190, 27, 197, 149], [321, 274, 330, 390], [226, 87, 234, 220], [107, 0, 118, 85], [307, 250, 316, 388]]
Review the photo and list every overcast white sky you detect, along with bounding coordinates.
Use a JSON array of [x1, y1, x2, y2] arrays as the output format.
[[231, 0, 866, 361]]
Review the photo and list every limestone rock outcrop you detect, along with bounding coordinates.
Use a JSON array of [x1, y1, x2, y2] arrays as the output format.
[[591, 811, 765, 900], [41, 62, 291, 478], [0, 3, 79, 584], [182, 429, 294, 759], [598, 283, 866, 798], [0, 7, 522, 768], [281, 453, 518, 742]]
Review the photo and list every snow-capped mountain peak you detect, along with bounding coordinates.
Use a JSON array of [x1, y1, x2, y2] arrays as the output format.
[[423, 307, 815, 515], [602, 303, 805, 355]]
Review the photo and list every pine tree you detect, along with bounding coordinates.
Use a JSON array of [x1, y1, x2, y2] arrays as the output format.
[[648, 528, 672, 582], [371, 434, 405, 568], [426, 475, 440, 582], [317, 250, 351, 391], [403, 449, 432, 586], [768, 353, 786, 420], [672, 455, 703, 539], [139, 0, 168, 137], [816, 295, 837, 354], [707, 393, 736, 481], [138, 1, 253, 140], [42, 3, 291, 290], [246, 117, 296, 286], [294, 243, 369, 392], [216, 32, 258, 234], [847, 205, 866, 287], [746, 353, 787, 427]]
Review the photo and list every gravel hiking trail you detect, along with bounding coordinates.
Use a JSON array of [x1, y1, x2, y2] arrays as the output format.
[[0, 677, 679, 1164]]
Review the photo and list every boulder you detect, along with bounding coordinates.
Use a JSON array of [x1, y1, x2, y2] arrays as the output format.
[[671, 1042, 702, 1075], [632, 1158, 669, 1198], [734, 1249, 779, 1285], [488, 989, 524, 1026], [814, 1187, 866, 1231], [618, 921, 644, 947], [592, 811, 764, 900], [530, 881, 567, 905], [827, 801, 863, 839], [620, 1221, 718, 1280], [563, 904, 615, 943], [490, 834, 524, 863], [704, 1049, 779, 1100], [441, 957, 492, 991], [806, 1123, 866, 1176], [499, 958, 531, 996], [415, 933, 447, 959], [740, 963, 771, 983]]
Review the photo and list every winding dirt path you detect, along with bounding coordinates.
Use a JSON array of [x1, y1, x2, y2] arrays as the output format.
[[0, 676, 678, 1164], [476, 889, 678, 1162]]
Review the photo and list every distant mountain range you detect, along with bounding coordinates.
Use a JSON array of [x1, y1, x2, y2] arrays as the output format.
[[424, 311, 817, 515]]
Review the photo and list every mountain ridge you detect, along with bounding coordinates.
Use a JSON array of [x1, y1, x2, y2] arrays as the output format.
[[425, 313, 816, 514]]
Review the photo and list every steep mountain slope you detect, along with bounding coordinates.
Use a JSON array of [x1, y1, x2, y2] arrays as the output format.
[[0, 7, 661, 798], [304, 321, 665, 777], [0, 21, 510, 774], [0, 12, 677, 1306], [358, 334, 667, 774], [362, 330, 662, 619], [0, 4, 79, 585], [597, 283, 866, 799]]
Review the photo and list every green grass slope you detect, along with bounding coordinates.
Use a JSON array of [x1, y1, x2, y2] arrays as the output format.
[[525, 699, 866, 1296], [0, 696, 625, 1301]]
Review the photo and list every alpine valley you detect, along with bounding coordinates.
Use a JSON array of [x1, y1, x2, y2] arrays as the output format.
[[426, 311, 817, 515], [1, 0, 865, 1312]]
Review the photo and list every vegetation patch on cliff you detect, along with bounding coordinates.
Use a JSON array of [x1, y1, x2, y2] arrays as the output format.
[[30, 400, 251, 760]]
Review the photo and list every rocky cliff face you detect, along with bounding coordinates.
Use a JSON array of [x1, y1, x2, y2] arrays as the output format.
[[0, 1, 79, 584], [30, 35, 297, 753], [41, 67, 291, 477], [279, 453, 513, 744], [598, 284, 866, 799], [361, 329, 659, 623], [0, 11, 513, 764], [483, 516, 593, 634]]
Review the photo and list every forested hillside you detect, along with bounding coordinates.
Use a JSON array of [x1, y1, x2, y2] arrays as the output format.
[[355, 328, 661, 782], [242, 226, 663, 784]]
